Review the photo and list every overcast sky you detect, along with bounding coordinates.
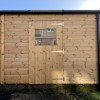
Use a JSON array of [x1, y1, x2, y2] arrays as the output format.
[[0, 0, 100, 10]]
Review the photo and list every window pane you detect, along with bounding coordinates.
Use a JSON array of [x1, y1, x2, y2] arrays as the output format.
[[35, 29, 56, 46]]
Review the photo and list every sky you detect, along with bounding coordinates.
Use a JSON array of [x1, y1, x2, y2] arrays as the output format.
[[0, 0, 100, 10]]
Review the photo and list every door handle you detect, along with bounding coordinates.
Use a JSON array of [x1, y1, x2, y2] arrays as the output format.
[[51, 49, 64, 54]]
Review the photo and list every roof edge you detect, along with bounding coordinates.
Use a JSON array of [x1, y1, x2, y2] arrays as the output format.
[[0, 10, 100, 14]]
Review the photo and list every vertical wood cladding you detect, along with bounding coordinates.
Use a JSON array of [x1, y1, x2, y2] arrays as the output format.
[[3, 14, 98, 84]]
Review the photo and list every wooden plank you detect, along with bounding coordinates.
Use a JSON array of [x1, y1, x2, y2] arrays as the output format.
[[5, 24, 28, 29], [5, 21, 28, 25], [45, 46, 52, 84], [1, 15, 4, 84], [5, 35, 28, 40], [56, 26, 64, 83], [5, 39, 28, 43], [5, 61, 28, 68], [29, 22, 35, 84], [52, 46, 58, 83], [5, 54, 28, 58], [35, 46, 46, 84], [5, 68, 28, 75], [5, 31, 28, 34], [5, 58, 28, 62], [4, 75, 28, 84], [5, 47, 28, 51], [30, 21, 47, 84], [5, 50, 28, 54]]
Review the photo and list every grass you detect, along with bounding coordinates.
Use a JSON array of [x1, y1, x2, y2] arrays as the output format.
[[84, 92, 100, 100], [69, 92, 100, 100], [0, 85, 100, 100], [7, 91, 100, 100]]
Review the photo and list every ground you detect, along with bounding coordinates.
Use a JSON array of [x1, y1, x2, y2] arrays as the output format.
[[0, 85, 100, 100], [0, 91, 100, 100]]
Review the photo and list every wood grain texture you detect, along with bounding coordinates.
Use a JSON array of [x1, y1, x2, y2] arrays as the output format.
[[29, 22, 35, 84], [1, 15, 4, 84], [29, 21, 64, 84], [2, 14, 98, 84], [4, 15, 29, 84], [63, 14, 98, 84]]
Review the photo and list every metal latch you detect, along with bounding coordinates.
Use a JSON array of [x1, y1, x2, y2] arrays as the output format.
[[51, 49, 64, 54]]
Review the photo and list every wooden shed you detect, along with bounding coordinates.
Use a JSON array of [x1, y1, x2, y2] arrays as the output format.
[[0, 10, 100, 84]]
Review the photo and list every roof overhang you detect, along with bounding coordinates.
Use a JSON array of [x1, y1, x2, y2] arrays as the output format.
[[0, 10, 100, 14]]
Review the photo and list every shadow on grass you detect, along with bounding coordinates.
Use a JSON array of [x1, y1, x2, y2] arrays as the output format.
[[0, 84, 100, 100]]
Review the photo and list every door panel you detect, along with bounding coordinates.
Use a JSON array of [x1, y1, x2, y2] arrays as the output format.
[[29, 21, 64, 84], [35, 46, 46, 84]]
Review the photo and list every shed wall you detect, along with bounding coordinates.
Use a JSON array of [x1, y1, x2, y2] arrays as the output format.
[[63, 15, 98, 84], [4, 15, 29, 83], [1, 14, 98, 84]]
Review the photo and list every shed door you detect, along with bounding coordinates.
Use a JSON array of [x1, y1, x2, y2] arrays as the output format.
[[29, 21, 64, 84]]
